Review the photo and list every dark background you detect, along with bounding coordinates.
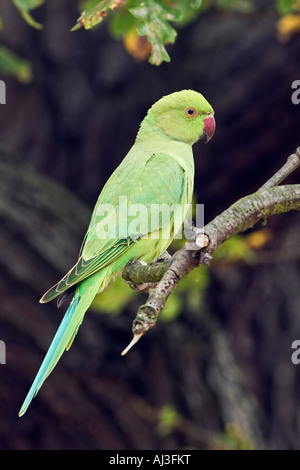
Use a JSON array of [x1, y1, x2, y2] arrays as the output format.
[[0, 0, 300, 450]]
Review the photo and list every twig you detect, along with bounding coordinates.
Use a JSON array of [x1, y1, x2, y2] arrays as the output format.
[[259, 147, 300, 190]]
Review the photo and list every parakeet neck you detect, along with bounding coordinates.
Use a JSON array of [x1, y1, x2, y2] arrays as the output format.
[[135, 113, 195, 189], [136, 113, 194, 160], [136, 112, 180, 142]]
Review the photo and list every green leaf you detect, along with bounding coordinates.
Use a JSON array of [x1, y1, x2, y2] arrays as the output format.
[[0, 46, 33, 83], [129, 0, 181, 65], [12, 0, 44, 9], [276, 0, 296, 15], [72, 0, 126, 31], [11, 0, 44, 29], [109, 0, 137, 38], [168, 0, 204, 27], [16, 8, 43, 29]]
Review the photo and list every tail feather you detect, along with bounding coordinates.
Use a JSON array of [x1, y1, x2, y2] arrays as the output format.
[[19, 274, 103, 417]]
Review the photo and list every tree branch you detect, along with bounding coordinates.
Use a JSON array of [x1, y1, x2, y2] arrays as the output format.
[[193, 184, 300, 252], [121, 148, 300, 354]]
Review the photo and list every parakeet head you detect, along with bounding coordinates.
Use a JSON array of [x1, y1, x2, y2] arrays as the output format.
[[148, 90, 215, 145]]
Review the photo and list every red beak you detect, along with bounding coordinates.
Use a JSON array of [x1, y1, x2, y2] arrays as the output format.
[[203, 114, 215, 143]]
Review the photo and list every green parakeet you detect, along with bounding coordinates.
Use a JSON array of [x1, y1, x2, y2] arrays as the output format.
[[19, 89, 215, 416]]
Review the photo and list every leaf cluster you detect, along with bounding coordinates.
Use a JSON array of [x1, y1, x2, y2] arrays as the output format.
[[0, 0, 297, 76]]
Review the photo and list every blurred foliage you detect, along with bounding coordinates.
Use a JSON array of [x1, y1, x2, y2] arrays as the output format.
[[72, 0, 300, 64], [73, 0, 256, 64], [157, 404, 182, 436], [213, 228, 272, 264], [160, 265, 209, 321], [161, 230, 271, 321], [0, 0, 41, 81], [0, 45, 32, 82], [277, 1, 300, 41], [10, 0, 44, 29], [278, 13, 300, 40], [134, 399, 254, 448], [212, 422, 254, 450], [213, 234, 256, 265], [276, 0, 300, 41], [277, 0, 297, 14], [0, 0, 298, 79]]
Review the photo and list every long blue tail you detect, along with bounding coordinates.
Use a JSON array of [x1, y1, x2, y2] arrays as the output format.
[[18, 295, 81, 417], [19, 269, 109, 417]]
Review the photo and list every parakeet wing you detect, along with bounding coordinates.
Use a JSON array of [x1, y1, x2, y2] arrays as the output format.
[[41, 153, 185, 303]]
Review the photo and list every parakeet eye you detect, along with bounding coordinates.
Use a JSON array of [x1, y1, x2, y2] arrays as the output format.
[[185, 107, 197, 117]]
